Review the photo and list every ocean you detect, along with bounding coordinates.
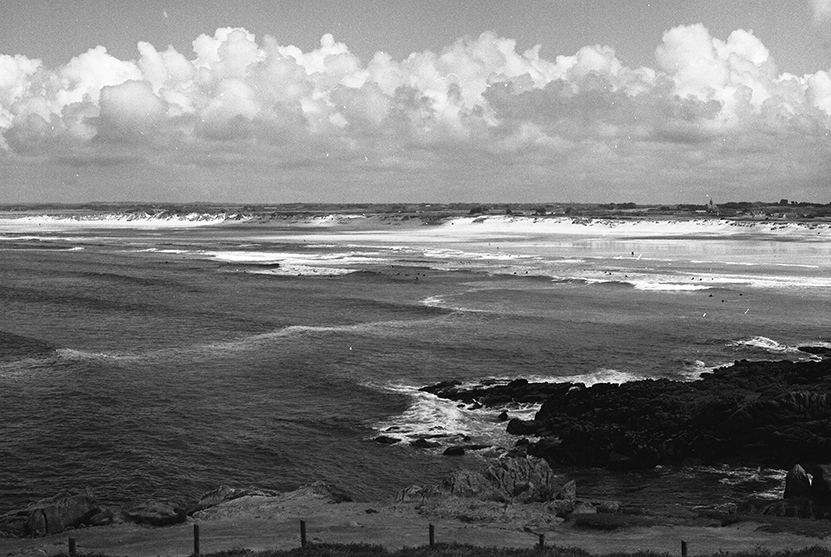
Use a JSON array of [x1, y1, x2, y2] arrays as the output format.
[[1, 214, 830, 515]]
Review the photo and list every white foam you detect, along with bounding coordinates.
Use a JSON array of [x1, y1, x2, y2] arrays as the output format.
[[247, 265, 356, 276], [0, 213, 232, 232], [727, 336, 802, 354], [699, 466, 787, 500], [634, 282, 714, 292], [370, 369, 650, 446]]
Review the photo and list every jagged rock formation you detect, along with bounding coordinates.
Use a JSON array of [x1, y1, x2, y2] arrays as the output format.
[[425, 357, 831, 470]]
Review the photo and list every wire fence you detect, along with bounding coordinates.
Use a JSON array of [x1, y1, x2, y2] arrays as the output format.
[[61, 520, 693, 557]]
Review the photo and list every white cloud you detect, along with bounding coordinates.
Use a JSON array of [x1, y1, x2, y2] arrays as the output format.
[[812, 0, 831, 25], [1, 24, 831, 201]]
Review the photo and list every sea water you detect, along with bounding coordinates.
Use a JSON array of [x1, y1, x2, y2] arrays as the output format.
[[1, 215, 830, 514]]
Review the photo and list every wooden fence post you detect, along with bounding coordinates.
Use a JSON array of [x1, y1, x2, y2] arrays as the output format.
[[538, 533, 545, 549], [429, 523, 435, 547], [68, 537, 76, 557], [193, 524, 200, 556], [682, 540, 688, 557], [300, 519, 307, 547]]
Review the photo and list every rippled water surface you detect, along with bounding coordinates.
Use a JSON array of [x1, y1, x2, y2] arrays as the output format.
[[1, 217, 829, 513]]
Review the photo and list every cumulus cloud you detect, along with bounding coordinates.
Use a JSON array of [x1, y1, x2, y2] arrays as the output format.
[[1, 24, 831, 201], [812, 0, 831, 25]]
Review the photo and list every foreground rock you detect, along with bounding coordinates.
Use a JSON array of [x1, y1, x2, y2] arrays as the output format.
[[425, 358, 831, 469], [0, 491, 99, 538], [396, 454, 612, 524], [762, 464, 831, 519]]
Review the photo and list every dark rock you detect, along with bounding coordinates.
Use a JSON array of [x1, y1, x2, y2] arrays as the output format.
[[122, 500, 186, 527], [443, 446, 465, 456], [506, 418, 539, 436], [799, 346, 831, 358], [410, 438, 441, 449], [497, 411, 509, 422], [460, 444, 491, 452], [515, 358, 831, 469], [764, 497, 817, 519], [421, 379, 575, 406], [810, 464, 831, 503], [374, 435, 400, 444], [784, 464, 812, 499]]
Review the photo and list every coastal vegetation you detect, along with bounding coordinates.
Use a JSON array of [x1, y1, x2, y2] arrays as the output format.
[[2, 200, 831, 221]]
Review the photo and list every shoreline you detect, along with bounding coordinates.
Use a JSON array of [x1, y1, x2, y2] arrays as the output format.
[[0, 206, 830, 236]]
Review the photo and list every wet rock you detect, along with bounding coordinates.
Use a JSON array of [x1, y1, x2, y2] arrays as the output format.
[[421, 378, 574, 406], [410, 438, 441, 449], [514, 358, 831, 469], [809, 464, 831, 503], [373, 435, 400, 444], [799, 346, 831, 358], [506, 418, 539, 436], [784, 464, 812, 499]]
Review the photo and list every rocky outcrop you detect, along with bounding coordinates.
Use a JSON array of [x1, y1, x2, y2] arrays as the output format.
[[424, 358, 831, 469], [0, 491, 99, 538], [122, 500, 186, 527], [397, 455, 612, 522], [762, 463, 831, 519], [783, 464, 812, 499], [421, 378, 575, 406], [398, 455, 563, 504]]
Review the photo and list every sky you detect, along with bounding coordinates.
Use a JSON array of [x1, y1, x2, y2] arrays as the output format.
[[1, 0, 831, 204]]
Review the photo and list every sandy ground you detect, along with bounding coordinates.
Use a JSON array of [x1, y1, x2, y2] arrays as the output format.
[[3, 492, 830, 557]]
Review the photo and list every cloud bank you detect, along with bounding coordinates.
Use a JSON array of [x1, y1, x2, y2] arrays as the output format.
[[2, 24, 831, 202]]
